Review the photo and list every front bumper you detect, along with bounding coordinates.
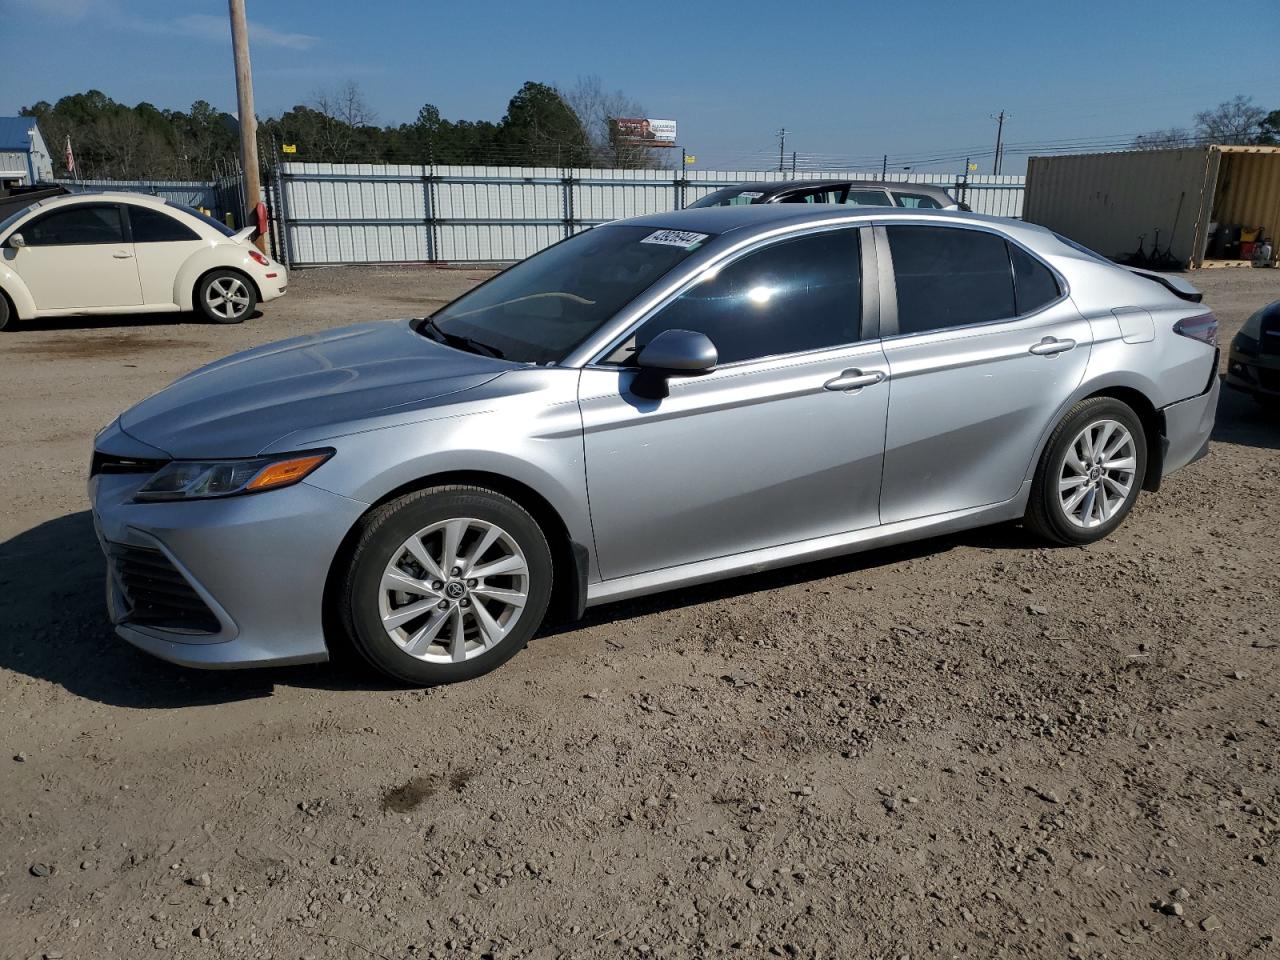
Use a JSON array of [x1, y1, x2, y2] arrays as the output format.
[[90, 467, 367, 669], [1225, 344, 1280, 400]]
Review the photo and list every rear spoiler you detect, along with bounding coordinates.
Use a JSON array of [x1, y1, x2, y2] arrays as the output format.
[[1126, 267, 1202, 303], [232, 226, 256, 243]]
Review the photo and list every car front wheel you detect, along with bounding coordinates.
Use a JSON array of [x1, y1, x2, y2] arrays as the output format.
[[1025, 397, 1147, 545], [338, 485, 553, 685], [196, 270, 257, 324]]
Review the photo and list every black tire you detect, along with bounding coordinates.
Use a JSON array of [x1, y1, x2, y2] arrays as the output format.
[[338, 485, 553, 686], [0, 291, 12, 331], [1025, 396, 1147, 546], [195, 269, 257, 324]]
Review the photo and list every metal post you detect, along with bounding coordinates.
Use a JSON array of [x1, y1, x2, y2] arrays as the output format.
[[778, 128, 786, 172], [274, 154, 294, 269], [228, 0, 265, 251], [425, 146, 438, 263], [882, 154, 887, 178], [791, 151, 796, 176]]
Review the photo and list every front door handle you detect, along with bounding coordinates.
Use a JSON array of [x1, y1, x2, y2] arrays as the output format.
[[824, 368, 886, 391], [1029, 336, 1076, 356], [112, 251, 134, 259]]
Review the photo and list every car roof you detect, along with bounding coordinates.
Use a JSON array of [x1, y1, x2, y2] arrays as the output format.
[[606, 204, 1040, 240], [20, 190, 174, 213], [712, 179, 954, 197]]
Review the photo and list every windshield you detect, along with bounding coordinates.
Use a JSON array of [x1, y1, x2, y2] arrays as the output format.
[[427, 224, 713, 364], [0, 202, 35, 237], [173, 203, 237, 237], [688, 187, 766, 208]]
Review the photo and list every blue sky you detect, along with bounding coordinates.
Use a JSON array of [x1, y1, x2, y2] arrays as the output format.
[[2, 0, 1277, 173]]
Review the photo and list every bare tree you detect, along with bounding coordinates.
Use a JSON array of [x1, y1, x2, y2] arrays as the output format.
[[1194, 95, 1268, 145], [1131, 127, 1198, 151], [560, 75, 659, 169], [309, 81, 378, 161]]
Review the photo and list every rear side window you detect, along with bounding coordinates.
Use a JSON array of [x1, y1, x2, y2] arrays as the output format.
[[887, 225, 1014, 334], [636, 229, 862, 364], [894, 192, 944, 209], [845, 189, 892, 206], [128, 205, 200, 243], [779, 188, 843, 204], [23, 204, 124, 245], [1009, 243, 1061, 314]]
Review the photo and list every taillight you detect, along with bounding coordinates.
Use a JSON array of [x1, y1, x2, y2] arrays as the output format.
[[1173, 312, 1218, 346], [248, 249, 269, 266]]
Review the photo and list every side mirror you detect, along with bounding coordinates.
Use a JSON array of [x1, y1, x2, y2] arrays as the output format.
[[7, 232, 26, 249], [635, 329, 717, 375]]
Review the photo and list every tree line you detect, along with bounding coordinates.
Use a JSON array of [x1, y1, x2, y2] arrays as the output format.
[[1133, 96, 1280, 150], [19, 76, 662, 181]]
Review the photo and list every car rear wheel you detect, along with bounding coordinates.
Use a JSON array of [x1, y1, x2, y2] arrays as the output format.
[[338, 485, 553, 685], [1025, 397, 1147, 545], [0, 291, 12, 331], [196, 270, 257, 324]]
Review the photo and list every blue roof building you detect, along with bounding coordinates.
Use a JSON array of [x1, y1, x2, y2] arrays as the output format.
[[0, 117, 55, 186]]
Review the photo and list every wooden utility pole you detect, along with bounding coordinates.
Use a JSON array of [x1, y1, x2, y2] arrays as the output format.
[[991, 110, 1007, 176], [229, 0, 265, 251]]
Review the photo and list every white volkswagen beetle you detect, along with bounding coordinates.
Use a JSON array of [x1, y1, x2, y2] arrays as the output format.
[[0, 191, 287, 329]]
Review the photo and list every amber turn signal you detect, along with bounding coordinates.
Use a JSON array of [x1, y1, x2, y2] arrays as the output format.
[[245, 453, 331, 491]]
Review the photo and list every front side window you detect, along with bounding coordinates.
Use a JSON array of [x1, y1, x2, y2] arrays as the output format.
[[128, 205, 200, 243], [894, 192, 944, 209], [887, 225, 1015, 334], [629, 229, 862, 366], [845, 189, 893, 206], [23, 204, 125, 246], [428, 224, 711, 364]]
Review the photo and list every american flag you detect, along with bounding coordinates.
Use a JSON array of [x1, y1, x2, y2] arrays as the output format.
[[64, 135, 75, 175]]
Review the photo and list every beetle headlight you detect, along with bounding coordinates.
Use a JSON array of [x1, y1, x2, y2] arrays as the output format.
[[134, 450, 333, 502]]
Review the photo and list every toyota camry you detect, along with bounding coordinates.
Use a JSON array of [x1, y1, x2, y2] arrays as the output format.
[[89, 205, 1219, 685]]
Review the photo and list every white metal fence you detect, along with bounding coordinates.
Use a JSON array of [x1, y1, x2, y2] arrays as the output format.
[[274, 163, 1025, 266]]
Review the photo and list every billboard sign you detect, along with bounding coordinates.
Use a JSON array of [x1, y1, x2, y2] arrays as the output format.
[[614, 117, 678, 147]]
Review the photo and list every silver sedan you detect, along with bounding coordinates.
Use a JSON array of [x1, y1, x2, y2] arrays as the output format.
[[89, 205, 1220, 684]]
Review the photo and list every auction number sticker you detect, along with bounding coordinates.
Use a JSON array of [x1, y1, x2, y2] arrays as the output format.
[[739, 191, 764, 199], [641, 229, 709, 249]]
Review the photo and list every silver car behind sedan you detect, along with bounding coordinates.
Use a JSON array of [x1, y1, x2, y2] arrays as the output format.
[[89, 206, 1220, 685]]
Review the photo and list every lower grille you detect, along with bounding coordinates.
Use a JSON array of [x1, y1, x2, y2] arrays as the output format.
[[108, 543, 220, 634]]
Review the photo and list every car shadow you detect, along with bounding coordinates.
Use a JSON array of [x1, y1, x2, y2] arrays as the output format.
[[1, 509, 1038, 708], [7, 309, 264, 332], [1212, 375, 1279, 451], [0, 511, 377, 709]]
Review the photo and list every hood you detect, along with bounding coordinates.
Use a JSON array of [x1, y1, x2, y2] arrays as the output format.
[[119, 319, 510, 457]]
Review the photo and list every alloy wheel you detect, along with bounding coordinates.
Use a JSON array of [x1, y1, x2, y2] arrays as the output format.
[[377, 517, 530, 663], [204, 276, 251, 320], [1057, 419, 1137, 529]]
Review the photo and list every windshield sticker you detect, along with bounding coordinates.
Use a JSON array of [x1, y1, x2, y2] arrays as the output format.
[[738, 191, 764, 199], [641, 229, 709, 249]]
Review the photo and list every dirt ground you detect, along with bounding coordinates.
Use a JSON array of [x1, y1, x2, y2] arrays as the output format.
[[1, 263, 1277, 960]]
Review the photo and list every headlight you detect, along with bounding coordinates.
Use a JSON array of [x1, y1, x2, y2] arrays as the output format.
[[134, 450, 333, 502], [1240, 307, 1266, 340]]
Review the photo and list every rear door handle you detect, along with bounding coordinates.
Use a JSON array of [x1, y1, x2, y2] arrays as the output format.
[[1028, 336, 1076, 356], [112, 251, 134, 259], [824, 368, 886, 391]]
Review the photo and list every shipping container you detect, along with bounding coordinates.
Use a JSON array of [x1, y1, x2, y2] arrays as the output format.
[[1024, 145, 1280, 269]]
